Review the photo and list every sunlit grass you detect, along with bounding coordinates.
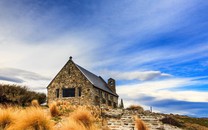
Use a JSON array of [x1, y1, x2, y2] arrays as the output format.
[[8, 107, 54, 130], [62, 107, 99, 130], [49, 102, 59, 117], [0, 107, 18, 129], [135, 116, 148, 130]]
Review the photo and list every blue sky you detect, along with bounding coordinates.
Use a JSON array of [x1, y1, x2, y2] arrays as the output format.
[[0, 0, 208, 117]]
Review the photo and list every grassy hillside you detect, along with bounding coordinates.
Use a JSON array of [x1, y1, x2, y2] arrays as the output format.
[[161, 114, 208, 130]]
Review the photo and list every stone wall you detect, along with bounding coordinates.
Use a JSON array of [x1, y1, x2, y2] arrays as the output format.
[[47, 60, 94, 105], [103, 109, 182, 130], [93, 87, 118, 108], [47, 60, 118, 108]]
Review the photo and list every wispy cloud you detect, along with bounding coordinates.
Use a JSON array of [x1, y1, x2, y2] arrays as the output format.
[[118, 77, 208, 101], [100, 70, 171, 81], [0, 68, 51, 92], [0, 68, 49, 81], [117, 77, 208, 117], [0, 0, 208, 117], [0, 75, 24, 83]]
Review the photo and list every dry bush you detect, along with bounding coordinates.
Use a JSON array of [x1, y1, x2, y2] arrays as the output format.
[[49, 101, 101, 129], [0, 84, 46, 106], [70, 108, 95, 128], [127, 105, 144, 111], [54, 101, 101, 119], [49, 102, 59, 117], [160, 116, 183, 127], [62, 107, 98, 130], [0, 108, 18, 129], [31, 99, 39, 107], [80, 105, 101, 121], [8, 107, 54, 130], [135, 116, 148, 130], [54, 101, 74, 116]]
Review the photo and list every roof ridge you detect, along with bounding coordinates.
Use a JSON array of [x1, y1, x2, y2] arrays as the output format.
[[75, 64, 118, 96]]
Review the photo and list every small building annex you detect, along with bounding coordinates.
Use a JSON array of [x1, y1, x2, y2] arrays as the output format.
[[47, 57, 119, 108]]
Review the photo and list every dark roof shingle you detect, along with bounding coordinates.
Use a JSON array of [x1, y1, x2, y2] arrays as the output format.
[[76, 64, 118, 96]]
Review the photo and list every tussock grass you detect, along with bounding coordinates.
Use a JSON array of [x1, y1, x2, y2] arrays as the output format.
[[0, 108, 17, 129], [61, 118, 87, 130], [62, 107, 98, 130], [49, 102, 59, 117], [135, 116, 148, 130], [8, 107, 54, 130], [53, 101, 101, 119], [70, 108, 96, 128], [31, 99, 39, 107]]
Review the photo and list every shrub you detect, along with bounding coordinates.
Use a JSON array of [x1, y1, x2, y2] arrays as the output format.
[[8, 107, 54, 130], [127, 105, 144, 111], [0, 84, 46, 106], [160, 116, 183, 127], [135, 117, 148, 130], [118, 99, 124, 109], [49, 102, 59, 117]]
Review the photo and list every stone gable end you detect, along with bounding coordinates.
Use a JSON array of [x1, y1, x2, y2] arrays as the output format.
[[47, 58, 119, 108], [47, 60, 94, 105]]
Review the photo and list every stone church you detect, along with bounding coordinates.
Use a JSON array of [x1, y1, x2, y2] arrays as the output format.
[[47, 57, 119, 108]]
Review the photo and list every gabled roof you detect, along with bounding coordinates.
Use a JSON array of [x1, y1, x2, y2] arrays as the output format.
[[75, 64, 118, 97], [47, 57, 118, 97]]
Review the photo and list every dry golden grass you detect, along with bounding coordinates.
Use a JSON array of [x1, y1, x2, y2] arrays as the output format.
[[70, 108, 96, 128], [101, 126, 111, 130], [135, 116, 148, 130], [61, 107, 99, 130], [54, 101, 101, 119], [61, 118, 87, 130], [0, 101, 105, 130], [31, 99, 39, 107], [82, 105, 101, 121], [53, 100, 74, 116], [49, 102, 59, 117], [0, 108, 18, 129], [8, 107, 54, 130]]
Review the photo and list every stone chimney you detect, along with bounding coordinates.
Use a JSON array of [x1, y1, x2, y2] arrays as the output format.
[[108, 78, 116, 93]]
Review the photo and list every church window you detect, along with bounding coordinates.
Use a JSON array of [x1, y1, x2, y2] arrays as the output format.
[[102, 98, 106, 104], [62, 88, 75, 97], [78, 87, 82, 97], [105, 93, 108, 99], [56, 89, 59, 98], [108, 100, 112, 106], [113, 102, 117, 108], [110, 95, 113, 100]]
